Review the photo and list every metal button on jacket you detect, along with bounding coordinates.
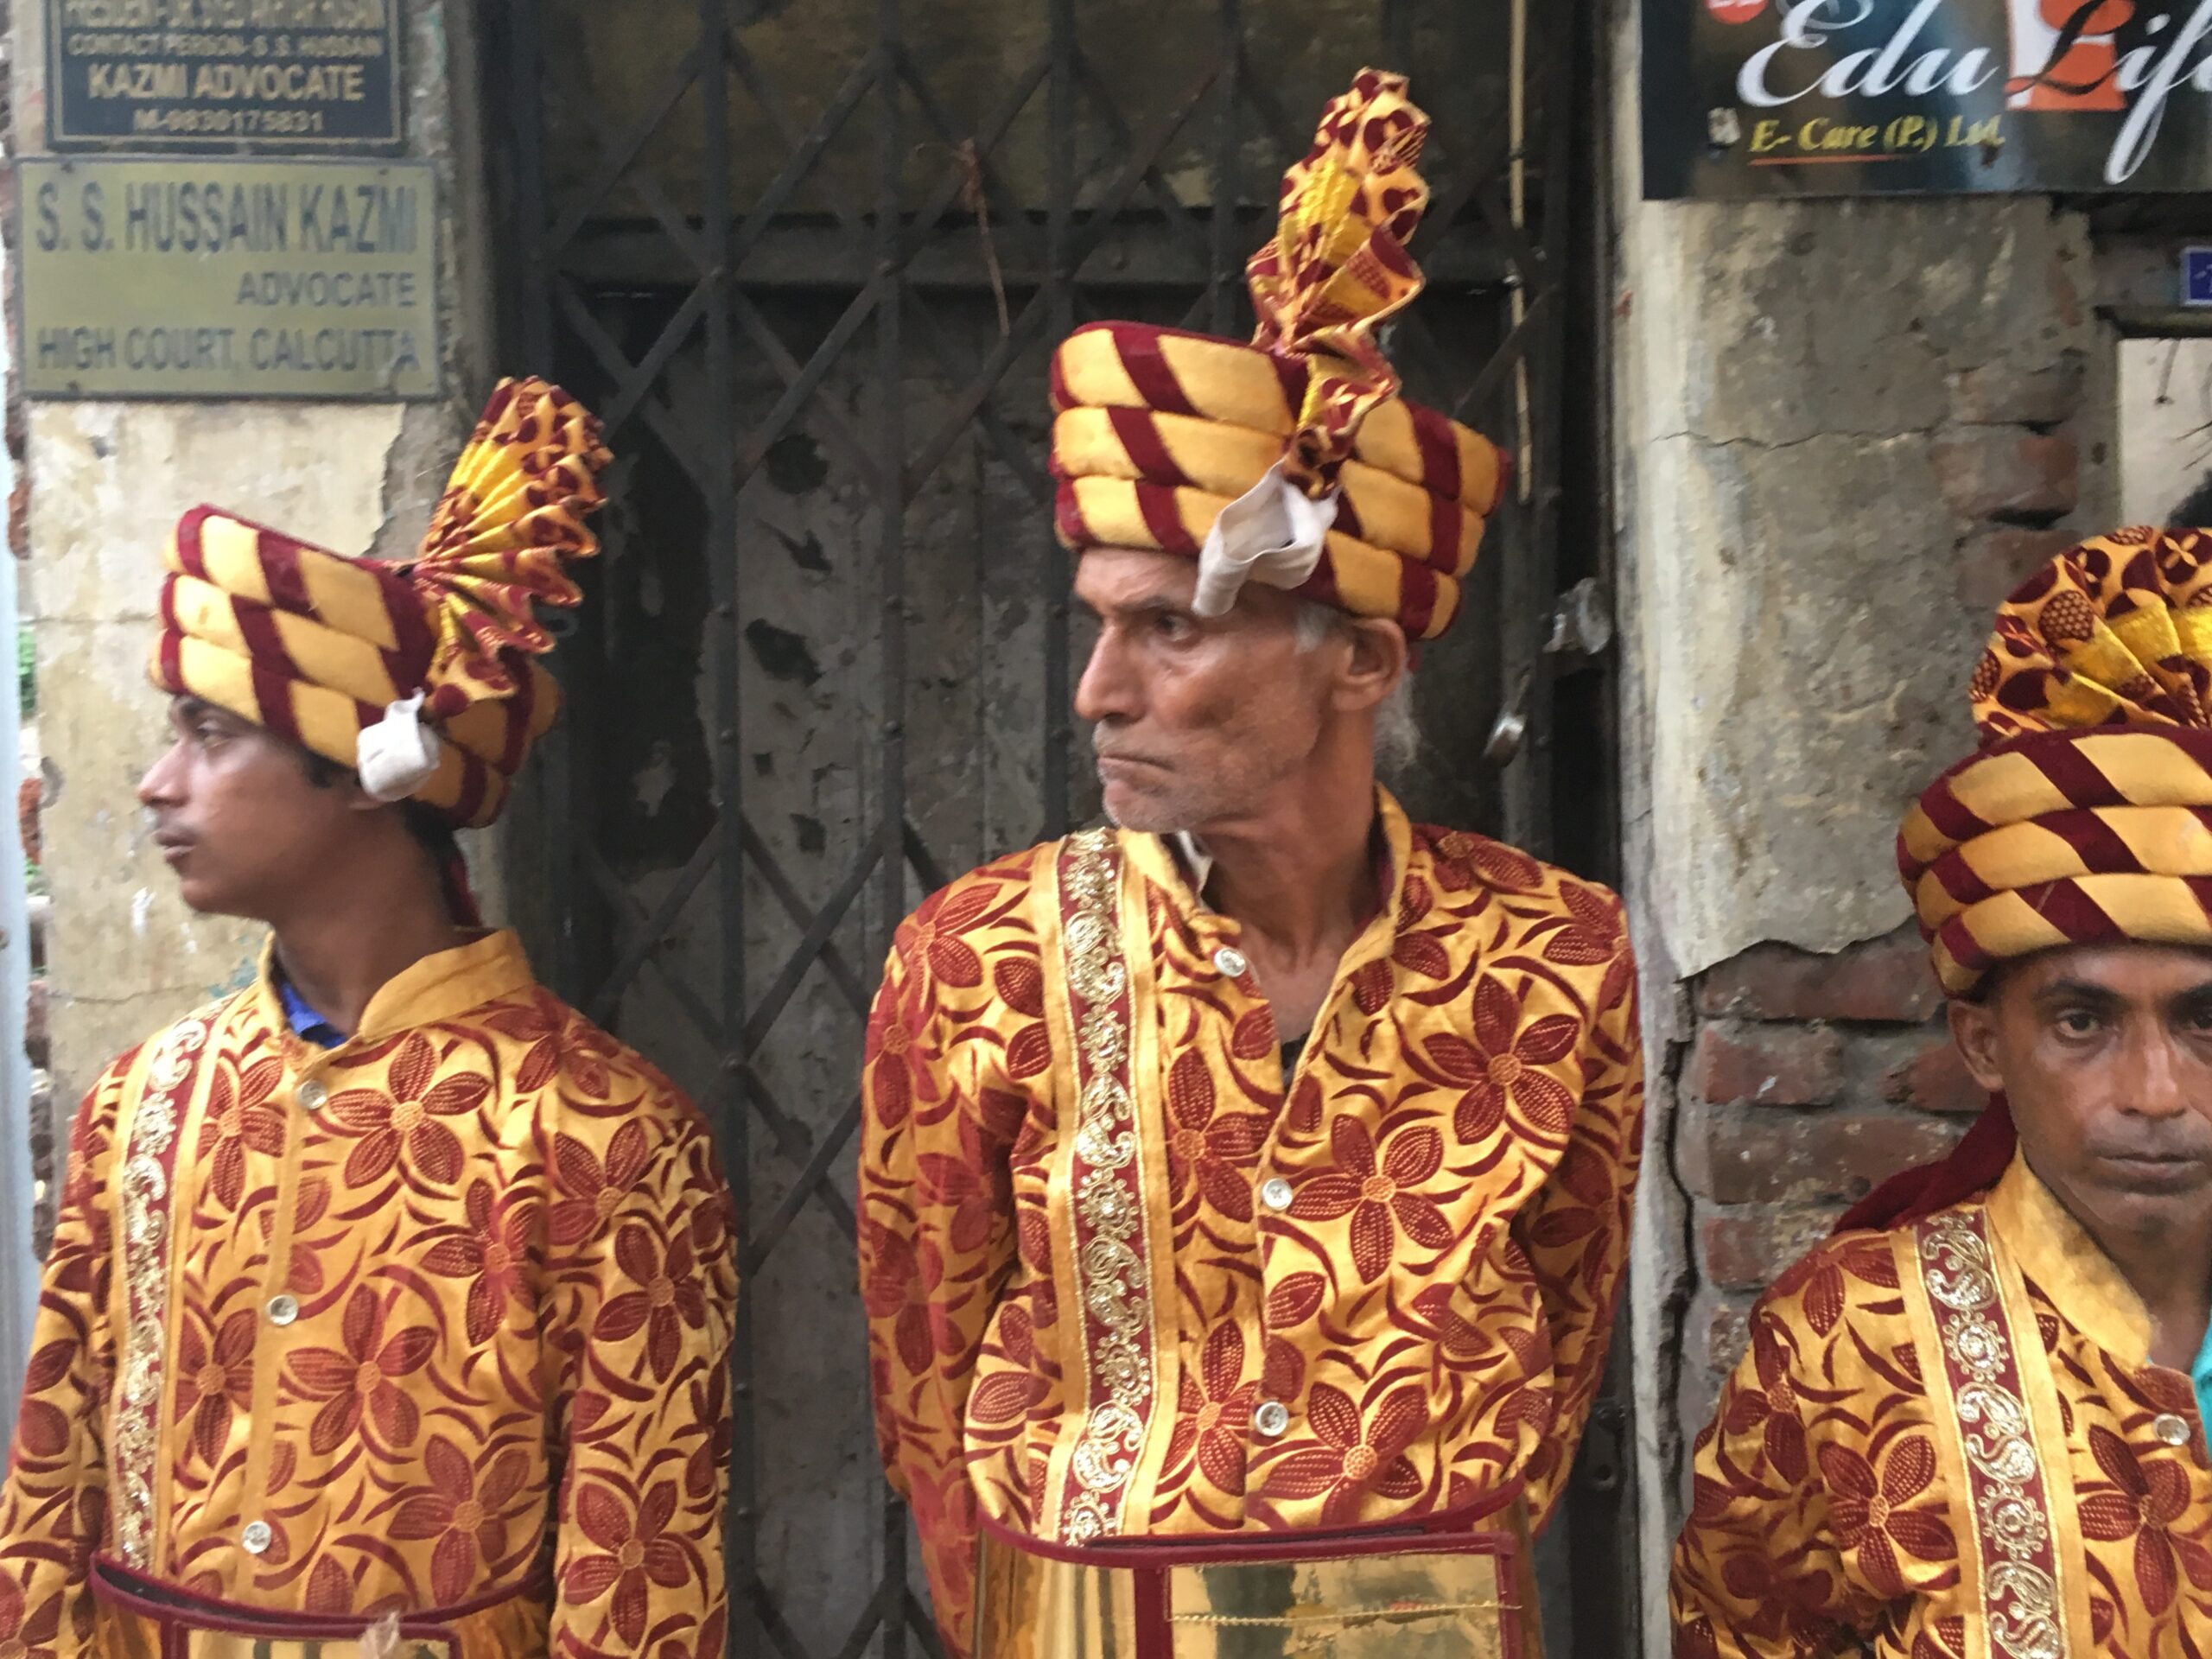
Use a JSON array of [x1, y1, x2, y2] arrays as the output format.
[[296, 1079, 328, 1112], [265, 1294, 300, 1327], [240, 1521, 272, 1555], [1252, 1399, 1290, 1439], [2154, 1413, 2193, 1447], [1260, 1178, 1294, 1214], [1212, 946, 1249, 979]]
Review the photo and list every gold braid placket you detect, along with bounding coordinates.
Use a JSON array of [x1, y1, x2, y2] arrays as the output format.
[[114, 1014, 210, 1568], [1055, 829, 1155, 1543], [1915, 1209, 2067, 1659]]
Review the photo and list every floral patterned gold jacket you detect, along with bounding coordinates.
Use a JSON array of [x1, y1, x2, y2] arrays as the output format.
[[0, 931, 737, 1659], [1671, 1156, 2212, 1659], [858, 793, 1644, 1657]]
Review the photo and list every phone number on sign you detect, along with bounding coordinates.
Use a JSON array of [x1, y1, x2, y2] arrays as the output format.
[[131, 106, 326, 135]]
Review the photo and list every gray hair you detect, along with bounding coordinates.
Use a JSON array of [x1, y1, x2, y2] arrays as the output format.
[[1291, 597, 1419, 778]]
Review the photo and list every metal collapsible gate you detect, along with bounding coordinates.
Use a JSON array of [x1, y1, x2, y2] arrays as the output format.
[[481, 2, 1626, 1653]]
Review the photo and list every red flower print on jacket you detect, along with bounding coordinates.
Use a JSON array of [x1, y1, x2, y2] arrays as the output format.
[[423, 1179, 534, 1344], [325, 1033, 493, 1189], [1537, 881, 1631, 1007], [902, 885, 995, 991], [1817, 1436, 1957, 1599], [391, 1436, 532, 1603], [918, 1114, 1012, 1255], [284, 1284, 437, 1456], [1419, 978, 1580, 1144], [1257, 1381, 1427, 1525], [174, 1306, 257, 1463], [548, 1121, 652, 1249], [860, 1224, 955, 1377], [1428, 830, 1540, 894], [1287, 1118, 1456, 1283], [196, 1055, 284, 1211], [593, 1221, 708, 1382], [1162, 1322, 1258, 1494], [1165, 1052, 1268, 1224], [479, 996, 563, 1094], [562, 1481, 695, 1647], [2077, 1424, 2212, 1614], [0, 1567, 60, 1659]]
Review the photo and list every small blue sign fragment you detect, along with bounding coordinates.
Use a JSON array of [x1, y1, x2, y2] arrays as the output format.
[[2186, 248, 2212, 308]]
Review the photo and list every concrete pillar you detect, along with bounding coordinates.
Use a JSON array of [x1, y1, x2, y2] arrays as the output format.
[[1605, 2, 2118, 1645], [9, 4, 499, 1173]]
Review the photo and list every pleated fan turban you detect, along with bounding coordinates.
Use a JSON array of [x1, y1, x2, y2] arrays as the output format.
[[152, 378, 611, 829], [1049, 68, 1508, 641]]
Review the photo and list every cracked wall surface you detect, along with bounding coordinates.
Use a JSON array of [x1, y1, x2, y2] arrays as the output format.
[[11, 0, 493, 1138], [1606, 5, 2117, 1647], [1631, 197, 2106, 976]]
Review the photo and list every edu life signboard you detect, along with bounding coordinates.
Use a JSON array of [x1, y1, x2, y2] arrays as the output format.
[[1644, 0, 2212, 198]]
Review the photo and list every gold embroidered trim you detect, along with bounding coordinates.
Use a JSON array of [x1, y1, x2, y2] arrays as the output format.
[[1169, 1601, 1507, 1627], [115, 1014, 210, 1568], [1058, 828, 1154, 1543], [1916, 1208, 2067, 1659]]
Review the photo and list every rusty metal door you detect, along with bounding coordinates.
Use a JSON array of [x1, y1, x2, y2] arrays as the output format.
[[480, 2, 1628, 1652]]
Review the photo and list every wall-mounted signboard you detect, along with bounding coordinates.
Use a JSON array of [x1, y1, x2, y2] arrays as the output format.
[[49, 0, 402, 152], [1644, 0, 2212, 199], [22, 158, 440, 399]]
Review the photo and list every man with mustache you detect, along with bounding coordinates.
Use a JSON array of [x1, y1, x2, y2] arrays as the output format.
[[1670, 530, 2212, 1655], [858, 71, 1644, 1659], [0, 382, 735, 1659]]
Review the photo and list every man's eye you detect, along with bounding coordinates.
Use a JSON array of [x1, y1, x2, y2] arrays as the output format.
[[1153, 613, 1193, 640], [2056, 1009, 2101, 1037]]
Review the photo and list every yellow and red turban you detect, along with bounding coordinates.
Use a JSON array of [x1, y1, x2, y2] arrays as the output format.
[[1848, 525, 2212, 1229], [1049, 68, 1507, 640], [1900, 525, 2212, 997], [151, 378, 610, 828]]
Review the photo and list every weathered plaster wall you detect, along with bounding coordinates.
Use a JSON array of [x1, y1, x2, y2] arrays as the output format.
[[1607, 5, 2119, 1645], [10, 0, 494, 1139]]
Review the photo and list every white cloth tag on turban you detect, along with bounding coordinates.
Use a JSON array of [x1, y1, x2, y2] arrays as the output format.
[[356, 692, 441, 802], [1192, 461, 1339, 619]]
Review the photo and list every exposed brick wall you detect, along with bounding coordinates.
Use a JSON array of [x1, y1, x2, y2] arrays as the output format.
[[1674, 923, 1972, 1434], [1662, 273, 2094, 1442]]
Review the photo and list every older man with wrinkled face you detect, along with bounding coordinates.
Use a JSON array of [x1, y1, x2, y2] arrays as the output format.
[[856, 69, 1645, 1659], [1671, 529, 2212, 1657]]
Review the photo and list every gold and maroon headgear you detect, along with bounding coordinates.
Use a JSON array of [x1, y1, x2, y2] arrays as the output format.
[[1901, 527, 2212, 997], [152, 378, 610, 829], [1049, 69, 1507, 640], [1846, 525, 2212, 1232]]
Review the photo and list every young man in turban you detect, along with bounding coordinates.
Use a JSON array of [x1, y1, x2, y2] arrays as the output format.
[[859, 71, 1644, 1659], [1669, 529, 2212, 1656], [0, 381, 737, 1659]]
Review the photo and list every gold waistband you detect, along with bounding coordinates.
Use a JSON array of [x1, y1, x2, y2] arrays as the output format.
[[974, 1504, 1541, 1659], [91, 1560, 549, 1659]]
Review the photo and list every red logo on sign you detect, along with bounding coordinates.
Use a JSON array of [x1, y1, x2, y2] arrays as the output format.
[[2008, 0, 2134, 110], [1706, 0, 1768, 20]]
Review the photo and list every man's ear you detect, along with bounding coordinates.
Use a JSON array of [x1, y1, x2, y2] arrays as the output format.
[[1332, 618, 1408, 715], [1947, 995, 2007, 1096]]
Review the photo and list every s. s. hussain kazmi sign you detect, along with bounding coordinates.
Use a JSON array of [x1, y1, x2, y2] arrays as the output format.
[[1645, 0, 2212, 198]]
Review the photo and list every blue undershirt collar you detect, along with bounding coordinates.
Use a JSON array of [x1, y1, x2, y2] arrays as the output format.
[[276, 974, 345, 1050]]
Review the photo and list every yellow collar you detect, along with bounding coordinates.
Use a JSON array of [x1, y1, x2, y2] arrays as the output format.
[[1986, 1152, 2154, 1367], [254, 929, 539, 1048]]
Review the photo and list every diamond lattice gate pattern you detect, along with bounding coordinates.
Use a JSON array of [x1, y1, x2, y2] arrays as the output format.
[[480, 2, 1625, 1654]]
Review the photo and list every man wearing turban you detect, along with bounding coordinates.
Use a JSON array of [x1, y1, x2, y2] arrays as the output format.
[[858, 71, 1644, 1659], [0, 382, 736, 1659], [1670, 529, 2212, 1655]]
